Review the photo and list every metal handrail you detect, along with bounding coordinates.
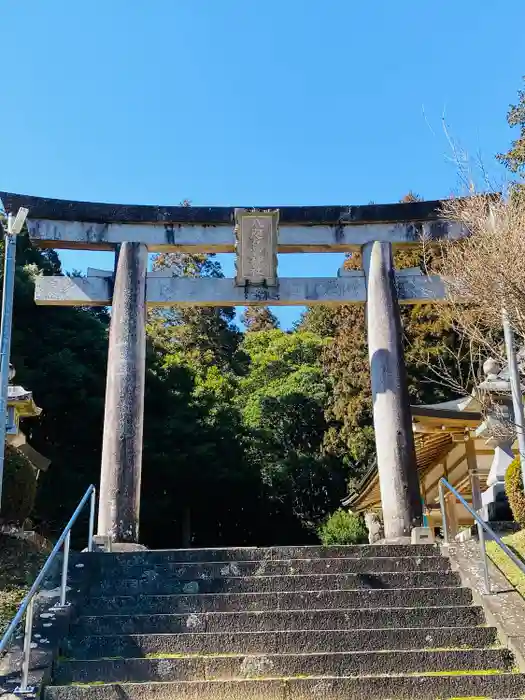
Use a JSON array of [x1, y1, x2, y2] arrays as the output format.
[[0, 484, 96, 694], [439, 477, 525, 594]]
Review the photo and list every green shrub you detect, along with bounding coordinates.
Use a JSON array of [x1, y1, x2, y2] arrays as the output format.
[[505, 457, 525, 528], [0, 446, 37, 525], [318, 509, 368, 545]]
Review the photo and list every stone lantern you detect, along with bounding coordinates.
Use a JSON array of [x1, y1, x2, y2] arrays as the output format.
[[476, 356, 523, 522], [6, 364, 50, 477]]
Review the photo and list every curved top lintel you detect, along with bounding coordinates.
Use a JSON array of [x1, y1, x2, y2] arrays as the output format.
[[0, 191, 462, 226]]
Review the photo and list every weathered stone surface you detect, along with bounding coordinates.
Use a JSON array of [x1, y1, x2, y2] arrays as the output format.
[[234, 209, 278, 286], [267, 544, 439, 560], [23, 218, 468, 254], [40, 546, 525, 700], [97, 243, 147, 544], [43, 673, 525, 700], [77, 544, 440, 567], [66, 625, 499, 660], [74, 605, 484, 635], [34, 272, 447, 307], [55, 648, 514, 684], [82, 586, 472, 615], [74, 555, 450, 581], [45, 679, 288, 700], [0, 191, 461, 224], [364, 241, 423, 539], [447, 540, 525, 671], [88, 570, 462, 596], [34, 275, 368, 307]]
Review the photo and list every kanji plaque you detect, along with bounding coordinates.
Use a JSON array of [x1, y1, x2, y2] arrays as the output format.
[[234, 209, 279, 287]]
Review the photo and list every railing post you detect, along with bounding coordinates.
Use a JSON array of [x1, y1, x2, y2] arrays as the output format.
[[59, 531, 70, 607], [439, 480, 449, 545], [440, 477, 494, 594], [477, 521, 491, 594], [18, 596, 35, 693], [88, 488, 96, 552], [1, 484, 96, 667]]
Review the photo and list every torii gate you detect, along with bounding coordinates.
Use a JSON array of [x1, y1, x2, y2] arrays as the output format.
[[0, 192, 464, 544]]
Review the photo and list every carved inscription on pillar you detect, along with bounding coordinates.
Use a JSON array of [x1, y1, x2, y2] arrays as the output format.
[[234, 209, 278, 287]]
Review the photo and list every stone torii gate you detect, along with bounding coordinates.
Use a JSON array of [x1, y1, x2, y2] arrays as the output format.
[[0, 192, 464, 543]]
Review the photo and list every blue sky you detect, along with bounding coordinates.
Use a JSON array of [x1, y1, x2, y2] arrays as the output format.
[[1, 0, 523, 328]]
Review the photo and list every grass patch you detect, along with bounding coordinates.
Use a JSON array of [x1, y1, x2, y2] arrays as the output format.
[[486, 529, 525, 597], [0, 533, 49, 635]]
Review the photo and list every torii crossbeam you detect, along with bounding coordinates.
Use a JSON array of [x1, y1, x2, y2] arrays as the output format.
[[0, 192, 463, 544]]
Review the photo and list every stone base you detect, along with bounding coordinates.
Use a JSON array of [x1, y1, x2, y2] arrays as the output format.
[[110, 542, 149, 552], [88, 536, 148, 553], [455, 528, 473, 543], [411, 527, 435, 544], [376, 536, 412, 545]]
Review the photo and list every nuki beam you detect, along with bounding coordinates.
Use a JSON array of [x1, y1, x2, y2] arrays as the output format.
[[0, 192, 467, 252], [35, 267, 446, 307]]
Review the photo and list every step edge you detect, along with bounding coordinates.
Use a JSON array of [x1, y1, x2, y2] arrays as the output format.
[[59, 648, 511, 664], [83, 586, 469, 600], [91, 570, 460, 582], [75, 604, 484, 621], [69, 624, 498, 638], [46, 671, 525, 686]]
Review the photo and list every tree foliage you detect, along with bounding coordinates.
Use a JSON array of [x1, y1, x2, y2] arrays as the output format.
[[505, 458, 525, 528], [0, 446, 37, 525], [236, 330, 349, 538], [318, 509, 368, 545], [241, 307, 279, 332], [300, 196, 468, 485], [497, 77, 525, 175]]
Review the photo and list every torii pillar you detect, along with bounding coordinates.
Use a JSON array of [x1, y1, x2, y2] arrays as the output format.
[[364, 241, 423, 539], [97, 242, 148, 543]]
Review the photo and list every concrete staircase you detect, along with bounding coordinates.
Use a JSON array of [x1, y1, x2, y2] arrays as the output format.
[[46, 544, 525, 699]]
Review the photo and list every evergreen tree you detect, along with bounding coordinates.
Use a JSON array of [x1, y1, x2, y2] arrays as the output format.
[[236, 329, 348, 538], [300, 193, 469, 483], [149, 251, 243, 374], [241, 306, 279, 332], [4, 232, 109, 537]]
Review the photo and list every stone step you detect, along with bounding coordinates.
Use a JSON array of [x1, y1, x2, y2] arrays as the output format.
[[54, 648, 515, 684], [73, 605, 484, 636], [76, 556, 450, 581], [90, 570, 461, 596], [78, 544, 441, 569], [67, 625, 499, 659], [43, 673, 525, 700], [83, 586, 472, 615]]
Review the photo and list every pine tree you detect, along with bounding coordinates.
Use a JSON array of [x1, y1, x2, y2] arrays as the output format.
[[241, 306, 279, 332]]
